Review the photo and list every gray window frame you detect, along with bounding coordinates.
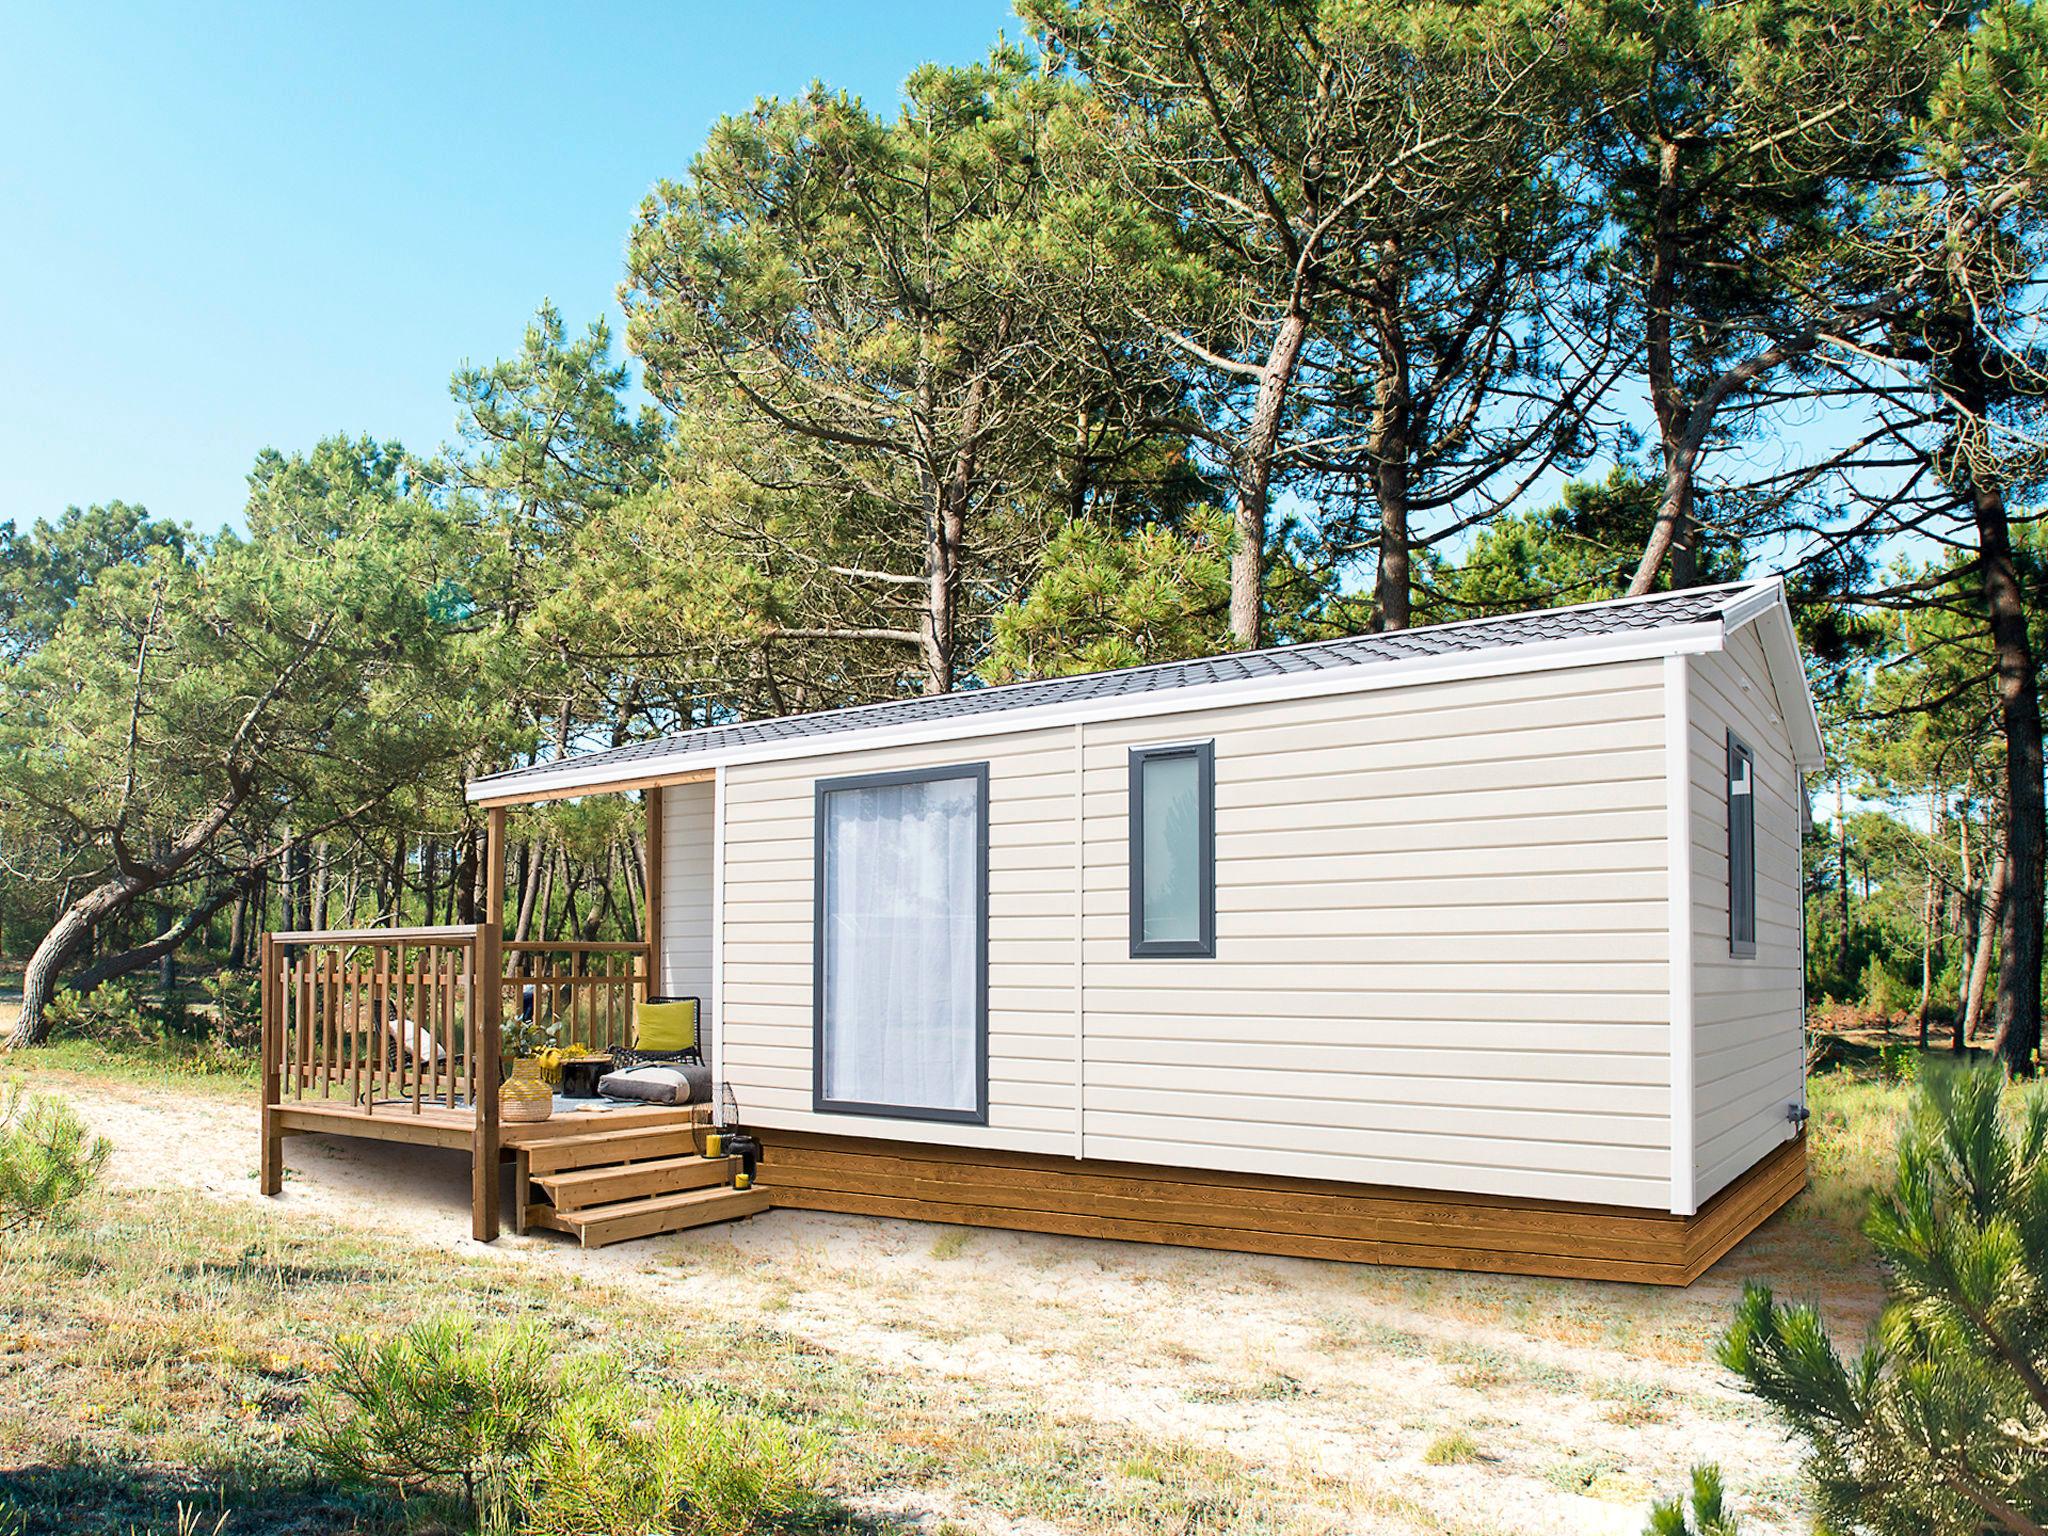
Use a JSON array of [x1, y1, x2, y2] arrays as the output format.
[[1128, 740, 1216, 959], [811, 761, 990, 1126], [1728, 732, 1757, 959]]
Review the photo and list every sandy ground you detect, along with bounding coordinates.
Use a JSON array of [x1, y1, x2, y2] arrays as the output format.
[[45, 1073, 1874, 1536]]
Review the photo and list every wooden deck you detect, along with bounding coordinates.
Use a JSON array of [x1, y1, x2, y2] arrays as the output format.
[[269, 1097, 710, 1150]]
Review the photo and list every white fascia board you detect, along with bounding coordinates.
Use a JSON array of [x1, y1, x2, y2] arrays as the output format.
[[466, 621, 1728, 803], [1721, 582, 1826, 771]]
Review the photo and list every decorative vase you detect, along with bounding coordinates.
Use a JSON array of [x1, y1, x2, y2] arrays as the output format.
[[501, 1071, 554, 1124]]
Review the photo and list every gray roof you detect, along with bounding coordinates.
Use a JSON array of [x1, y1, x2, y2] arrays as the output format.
[[470, 581, 1772, 797]]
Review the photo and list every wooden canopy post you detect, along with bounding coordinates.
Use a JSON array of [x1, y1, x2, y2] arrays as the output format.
[[644, 786, 663, 1001], [258, 932, 283, 1195], [472, 805, 507, 1242]]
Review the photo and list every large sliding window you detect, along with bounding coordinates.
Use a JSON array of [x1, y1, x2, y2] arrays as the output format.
[[1129, 741, 1215, 958], [1728, 732, 1756, 958], [813, 763, 988, 1123]]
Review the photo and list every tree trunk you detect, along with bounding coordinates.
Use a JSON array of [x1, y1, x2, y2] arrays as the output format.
[[68, 880, 252, 1000], [1630, 138, 1699, 594], [310, 842, 330, 932], [1836, 781, 1852, 984], [421, 839, 439, 929], [227, 885, 251, 970], [455, 826, 480, 925], [8, 775, 254, 1046], [1979, 488, 2044, 1074], [515, 839, 543, 944], [1956, 813, 1978, 1027], [1917, 853, 1937, 1048], [1965, 851, 2008, 1044], [1232, 307, 1311, 648], [11, 894, 126, 1046], [1369, 240, 1413, 632]]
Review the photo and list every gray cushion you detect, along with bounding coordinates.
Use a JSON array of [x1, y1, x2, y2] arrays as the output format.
[[597, 1063, 711, 1105]]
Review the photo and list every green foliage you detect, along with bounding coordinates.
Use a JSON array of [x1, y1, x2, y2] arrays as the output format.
[[198, 970, 262, 1050], [299, 1316, 836, 1536], [1875, 1040, 1920, 1086], [41, 981, 147, 1043], [1719, 1068, 2048, 1534], [298, 1317, 572, 1516], [517, 1392, 833, 1536], [0, 1081, 111, 1234], [1644, 1464, 1740, 1536], [1437, 470, 1743, 618]]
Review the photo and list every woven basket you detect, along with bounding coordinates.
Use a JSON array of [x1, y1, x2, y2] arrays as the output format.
[[501, 1072, 554, 1124]]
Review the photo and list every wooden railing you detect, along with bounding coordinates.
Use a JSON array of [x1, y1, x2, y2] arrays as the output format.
[[261, 925, 490, 1115], [502, 940, 651, 1054]]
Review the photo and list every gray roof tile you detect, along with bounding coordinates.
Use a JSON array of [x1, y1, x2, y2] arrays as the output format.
[[471, 582, 1760, 794]]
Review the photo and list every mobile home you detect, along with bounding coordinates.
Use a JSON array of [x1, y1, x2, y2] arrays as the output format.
[[261, 579, 1818, 1283]]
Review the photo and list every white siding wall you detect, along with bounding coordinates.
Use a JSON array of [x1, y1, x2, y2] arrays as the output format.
[[720, 727, 1083, 1156], [1079, 662, 1673, 1207], [658, 778, 716, 1037], [1688, 627, 1805, 1204], [717, 659, 1687, 1205]]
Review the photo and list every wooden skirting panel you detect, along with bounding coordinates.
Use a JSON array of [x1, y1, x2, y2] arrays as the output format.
[[757, 1131, 1807, 1286]]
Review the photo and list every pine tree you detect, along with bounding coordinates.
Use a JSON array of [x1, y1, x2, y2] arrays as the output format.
[[1719, 1068, 2048, 1535]]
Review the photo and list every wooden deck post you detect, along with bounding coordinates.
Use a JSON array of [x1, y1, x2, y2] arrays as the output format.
[[472, 806, 507, 1242], [259, 932, 283, 1196], [643, 786, 663, 1000]]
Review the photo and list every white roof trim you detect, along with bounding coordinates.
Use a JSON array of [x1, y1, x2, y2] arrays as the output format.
[[468, 620, 1730, 803], [1718, 578, 1826, 771]]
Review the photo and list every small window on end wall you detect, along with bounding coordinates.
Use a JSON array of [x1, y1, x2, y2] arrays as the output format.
[[1129, 741, 1215, 958], [1728, 733, 1756, 958]]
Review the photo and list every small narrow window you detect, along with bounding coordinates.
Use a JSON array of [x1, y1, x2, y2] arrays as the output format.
[[1129, 742, 1215, 957], [1728, 733, 1756, 958]]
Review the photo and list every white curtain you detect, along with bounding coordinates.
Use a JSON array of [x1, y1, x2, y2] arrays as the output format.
[[820, 774, 980, 1114]]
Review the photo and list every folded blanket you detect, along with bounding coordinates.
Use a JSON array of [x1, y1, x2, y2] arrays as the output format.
[[597, 1062, 712, 1105]]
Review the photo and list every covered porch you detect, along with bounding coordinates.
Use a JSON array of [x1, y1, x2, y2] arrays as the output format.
[[258, 783, 756, 1245]]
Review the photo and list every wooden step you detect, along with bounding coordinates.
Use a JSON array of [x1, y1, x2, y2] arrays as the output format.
[[530, 1184, 771, 1248], [536, 1155, 737, 1212], [524, 1125, 703, 1175]]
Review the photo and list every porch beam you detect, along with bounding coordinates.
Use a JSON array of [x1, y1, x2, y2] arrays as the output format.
[[470, 766, 714, 810]]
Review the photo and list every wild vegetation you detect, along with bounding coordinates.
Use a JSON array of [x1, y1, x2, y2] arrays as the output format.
[[2, 0, 2045, 1073]]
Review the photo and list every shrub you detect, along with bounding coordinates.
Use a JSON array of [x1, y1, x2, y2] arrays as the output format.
[[1645, 1464, 1739, 1535], [298, 1317, 571, 1518], [0, 1081, 111, 1233], [1875, 1039, 1918, 1086], [40, 981, 147, 1043], [517, 1394, 833, 1536], [1720, 1067, 2047, 1535], [198, 970, 261, 1050]]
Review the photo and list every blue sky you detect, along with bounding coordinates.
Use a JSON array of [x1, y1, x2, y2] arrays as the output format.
[[1, 2, 1017, 534]]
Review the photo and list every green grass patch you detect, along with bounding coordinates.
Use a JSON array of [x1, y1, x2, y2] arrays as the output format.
[[5, 1036, 260, 1097]]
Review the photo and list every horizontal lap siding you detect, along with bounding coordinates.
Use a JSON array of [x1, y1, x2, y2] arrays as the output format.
[[1082, 662, 1673, 1209], [719, 659, 1676, 1205], [659, 779, 716, 1033], [722, 728, 1081, 1155], [1689, 628, 1804, 1203]]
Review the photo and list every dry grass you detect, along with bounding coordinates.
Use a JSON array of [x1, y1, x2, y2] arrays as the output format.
[[0, 1031, 1927, 1536]]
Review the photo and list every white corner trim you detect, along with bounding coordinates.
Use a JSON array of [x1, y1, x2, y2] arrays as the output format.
[[468, 623, 1728, 803], [1071, 720, 1086, 1161], [1665, 654, 1698, 1216], [710, 764, 726, 1095]]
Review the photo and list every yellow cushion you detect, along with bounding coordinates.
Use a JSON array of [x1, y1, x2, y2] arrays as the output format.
[[635, 998, 698, 1053]]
